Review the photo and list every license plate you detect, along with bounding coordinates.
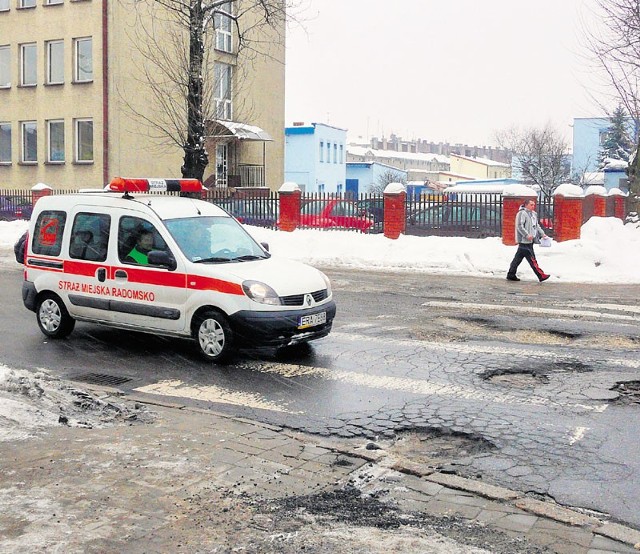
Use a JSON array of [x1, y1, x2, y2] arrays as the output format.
[[298, 311, 326, 329]]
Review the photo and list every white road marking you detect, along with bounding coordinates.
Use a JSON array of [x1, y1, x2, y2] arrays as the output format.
[[569, 426, 589, 445], [421, 300, 640, 322], [134, 379, 295, 413]]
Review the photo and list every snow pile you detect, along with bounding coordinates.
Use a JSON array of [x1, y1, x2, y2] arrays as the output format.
[[0, 365, 153, 442]]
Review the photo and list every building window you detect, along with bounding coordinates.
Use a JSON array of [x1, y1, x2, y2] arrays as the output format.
[[339, 144, 344, 164], [74, 37, 92, 82], [21, 121, 37, 162], [75, 118, 93, 162], [0, 123, 11, 163], [19, 0, 35, 7], [214, 62, 232, 120], [334, 143, 337, 163], [47, 120, 64, 162], [326, 142, 330, 162], [337, 183, 343, 194], [45, 0, 63, 5], [46, 40, 64, 84], [319, 141, 324, 162], [318, 183, 325, 193], [0, 46, 9, 87], [0, 0, 9, 11], [214, 1, 233, 53], [20, 43, 37, 86]]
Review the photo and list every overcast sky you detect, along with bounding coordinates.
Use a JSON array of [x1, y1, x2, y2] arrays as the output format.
[[285, 0, 607, 148]]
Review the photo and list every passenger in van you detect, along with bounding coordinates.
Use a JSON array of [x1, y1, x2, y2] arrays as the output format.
[[126, 230, 154, 265]]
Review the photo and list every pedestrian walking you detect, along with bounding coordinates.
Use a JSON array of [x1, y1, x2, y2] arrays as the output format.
[[506, 199, 550, 282]]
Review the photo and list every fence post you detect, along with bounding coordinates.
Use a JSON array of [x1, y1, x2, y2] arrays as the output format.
[[553, 183, 584, 242], [383, 183, 406, 239], [584, 185, 607, 218], [31, 183, 53, 207], [609, 188, 628, 220], [501, 185, 537, 246], [278, 182, 301, 232]]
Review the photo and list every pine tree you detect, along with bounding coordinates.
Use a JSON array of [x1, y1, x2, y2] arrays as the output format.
[[599, 105, 634, 167]]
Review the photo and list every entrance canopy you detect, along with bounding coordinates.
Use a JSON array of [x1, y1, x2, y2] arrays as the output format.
[[206, 120, 273, 142]]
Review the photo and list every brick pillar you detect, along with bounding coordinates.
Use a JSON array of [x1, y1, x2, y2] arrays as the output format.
[[613, 195, 627, 219], [502, 196, 534, 246], [553, 195, 583, 242], [277, 182, 301, 232], [31, 183, 53, 208], [590, 194, 607, 217], [383, 183, 406, 239]]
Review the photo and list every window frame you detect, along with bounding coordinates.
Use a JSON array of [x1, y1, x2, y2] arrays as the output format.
[[47, 119, 65, 163], [46, 40, 64, 84], [74, 37, 93, 83], [74, 118, 93, 163], [21, 121, 37, 163], [0, 122, 11, 163], [45, 0, 63, 5], [32, 210, 67, 256], [20, 42, 37, 86], [0, 45, 10, 87], [18, 0, 36, 8], [214, 1, 233, 53], [0, 0, 9, 11], [214, 62, 232, 120]]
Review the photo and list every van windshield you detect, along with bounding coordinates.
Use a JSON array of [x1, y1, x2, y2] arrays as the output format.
[[165, 216, 269, 263]]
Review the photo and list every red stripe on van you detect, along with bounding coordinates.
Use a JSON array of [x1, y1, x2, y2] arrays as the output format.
[[187, 275, 244, 295], [119, 266, 187, 288]]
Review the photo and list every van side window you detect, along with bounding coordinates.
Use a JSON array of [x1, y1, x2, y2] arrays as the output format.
[[118, 216, 168, 266], [69, 213, 110, 262], [32, 210, 67, 256]]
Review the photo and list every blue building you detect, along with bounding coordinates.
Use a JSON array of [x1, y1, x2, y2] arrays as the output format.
[[345, 162, 407, 195], [284, 123, 347, 193]]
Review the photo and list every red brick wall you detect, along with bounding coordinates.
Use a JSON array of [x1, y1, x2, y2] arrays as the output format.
[[278, 190, 301, 232], [502, 196, 534, 245], [553, 196, 582, 242], [614, 196, 627, 219], [383, 192, 406, 239], [591, 195, 606, 217]]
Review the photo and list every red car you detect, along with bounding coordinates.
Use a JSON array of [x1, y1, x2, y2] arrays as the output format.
[[300, 199, 374, 232]]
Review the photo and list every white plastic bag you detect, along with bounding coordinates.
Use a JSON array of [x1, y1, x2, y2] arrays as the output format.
[[540, 236, 552, 248]]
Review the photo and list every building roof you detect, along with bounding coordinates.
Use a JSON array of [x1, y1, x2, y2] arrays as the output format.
[[450, 153, 510, 167], [347, 146, 449, 164]]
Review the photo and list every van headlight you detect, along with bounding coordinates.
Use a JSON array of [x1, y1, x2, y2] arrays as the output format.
[[242, 280, 282, 305], [321, 272, 332, 296]]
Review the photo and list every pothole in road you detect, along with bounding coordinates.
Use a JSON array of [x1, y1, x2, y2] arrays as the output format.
[[610, 381, 640, 405], [482, 368, 549, 388], [385, 428, 495, 470]]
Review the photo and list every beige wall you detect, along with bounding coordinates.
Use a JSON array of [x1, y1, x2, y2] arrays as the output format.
[[0, 0, 104, 189], [449, 155, 511, 180], [1, 0, 285, 190]]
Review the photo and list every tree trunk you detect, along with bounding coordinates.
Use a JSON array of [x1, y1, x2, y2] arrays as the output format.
[[181, 0, 208, 182]]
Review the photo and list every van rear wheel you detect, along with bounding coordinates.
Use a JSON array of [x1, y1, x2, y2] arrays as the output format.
[[193, 310, 233, 362], [36, 293, 75, 339]]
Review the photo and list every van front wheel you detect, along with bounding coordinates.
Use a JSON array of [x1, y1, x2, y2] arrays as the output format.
[[36, 293, 75, 339], [193, 311, 233, 362]]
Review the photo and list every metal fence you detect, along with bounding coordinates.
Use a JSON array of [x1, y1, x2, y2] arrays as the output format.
[[0, 187, 557, 239]]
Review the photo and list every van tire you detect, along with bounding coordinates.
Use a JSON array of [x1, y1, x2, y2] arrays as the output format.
[[193, 310, 233, 362], [36, 293, 75, 339]]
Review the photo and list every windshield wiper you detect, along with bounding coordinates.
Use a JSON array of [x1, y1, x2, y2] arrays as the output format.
[[232, 254, 268, 262], [193, 257, 232, 263]]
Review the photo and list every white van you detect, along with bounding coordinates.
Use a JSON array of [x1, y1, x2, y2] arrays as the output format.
[[21, 178, 336, 361]]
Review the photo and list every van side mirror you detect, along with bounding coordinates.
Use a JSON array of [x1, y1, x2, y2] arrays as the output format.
[[148, 250, 177, 271], [260, 241, 269, 252]]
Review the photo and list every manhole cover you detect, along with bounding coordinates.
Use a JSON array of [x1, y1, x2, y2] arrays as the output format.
[[611, 381, 640, 405], [72, 373, 132, 387]]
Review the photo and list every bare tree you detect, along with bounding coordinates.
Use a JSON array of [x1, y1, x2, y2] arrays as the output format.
[[123, 0, 293, 181], [370, 169, 407, 194], [582, 0, 640, 199], [495, 124, 571, 199]]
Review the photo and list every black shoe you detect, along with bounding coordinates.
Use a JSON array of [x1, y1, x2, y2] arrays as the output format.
[[539, 274, 550, 282], [506, 275, 520, 281]]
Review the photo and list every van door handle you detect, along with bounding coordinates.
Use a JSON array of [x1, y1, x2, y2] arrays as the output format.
[[97, 268, 106, 282], [115, 270, 128, 279]]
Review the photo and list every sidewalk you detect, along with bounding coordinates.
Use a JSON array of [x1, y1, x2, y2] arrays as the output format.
[[1, 384, 639, 554]]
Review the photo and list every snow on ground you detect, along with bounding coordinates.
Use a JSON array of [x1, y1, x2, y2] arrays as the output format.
[[2, 216, 640, 283]]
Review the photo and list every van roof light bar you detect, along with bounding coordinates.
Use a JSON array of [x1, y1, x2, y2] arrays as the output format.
[[108, 177, 203, 194]]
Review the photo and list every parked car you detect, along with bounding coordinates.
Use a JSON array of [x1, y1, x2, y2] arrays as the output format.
[[406, 204, 501, 238], [0, 194, 33, 221], [356, 197, 384, 233], [214, 197, 278, 228], [300, 199, 374, 232]]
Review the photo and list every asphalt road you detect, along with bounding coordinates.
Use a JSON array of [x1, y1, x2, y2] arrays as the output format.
[[2, 262, 640, 530]]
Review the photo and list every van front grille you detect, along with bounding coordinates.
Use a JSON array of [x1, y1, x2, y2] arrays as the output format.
[[280, 289, 328, 306]]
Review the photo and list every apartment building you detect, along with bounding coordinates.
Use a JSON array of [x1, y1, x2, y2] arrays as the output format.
[[0, 0, 285, 190]]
